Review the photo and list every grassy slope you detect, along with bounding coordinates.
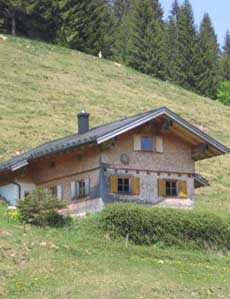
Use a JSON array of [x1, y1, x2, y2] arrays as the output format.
[[0, 36, 230, 299], [0, 36, 230, 213], [0, 206, 230, 299]]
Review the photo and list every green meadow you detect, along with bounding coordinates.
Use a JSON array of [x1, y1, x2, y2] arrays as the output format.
[[0, 35, 230, 298], [0, 205, 230, 299]]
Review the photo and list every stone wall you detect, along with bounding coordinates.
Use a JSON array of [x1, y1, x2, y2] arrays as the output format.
[[102, 167, 194, 204]]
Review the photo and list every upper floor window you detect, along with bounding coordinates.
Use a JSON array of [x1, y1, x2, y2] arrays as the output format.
[[134, 135, 163, 153], [141, 137, 153, 152]]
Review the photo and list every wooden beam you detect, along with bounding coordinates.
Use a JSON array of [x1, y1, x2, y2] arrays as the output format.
[[170, 127, 198, 145], [192, 144, 209, 160], [160, 119, 173, 133]]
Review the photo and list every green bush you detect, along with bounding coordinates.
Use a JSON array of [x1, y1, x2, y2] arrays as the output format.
[[18, 188, 66, 226], [101, 203, 230, 250], [217, 81, 230, 106]]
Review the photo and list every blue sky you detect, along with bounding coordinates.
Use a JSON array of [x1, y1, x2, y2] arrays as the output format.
[[160, 0, 230, 47]]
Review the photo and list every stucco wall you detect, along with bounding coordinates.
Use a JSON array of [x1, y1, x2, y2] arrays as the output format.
[[21, 126, 195, 207], [16, 180, 36, 200], [101, 130, 195, 173], [40, 168, 100, 204]]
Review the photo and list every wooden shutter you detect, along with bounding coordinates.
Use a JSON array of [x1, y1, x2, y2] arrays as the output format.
[[57, 185, 63, 201], [158, 179, 166, 197], [156, 136, 163, 153], [179, 181, 188, 198], [71, 181, 76, 199], [110, 176, 117, 193], [133, 135, 141, 151], [85, 178, 90, 195], [132, 177, 140, 195]]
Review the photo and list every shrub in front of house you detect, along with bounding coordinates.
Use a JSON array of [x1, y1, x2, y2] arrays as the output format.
[[18, 188, 67, 226], [101, 203, 230, 251]]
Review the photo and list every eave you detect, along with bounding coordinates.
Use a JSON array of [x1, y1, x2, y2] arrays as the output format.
[[96, 107, 229, 160]]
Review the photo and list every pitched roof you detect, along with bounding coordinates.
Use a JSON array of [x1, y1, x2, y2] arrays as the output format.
[[0, 107, 229, 174]]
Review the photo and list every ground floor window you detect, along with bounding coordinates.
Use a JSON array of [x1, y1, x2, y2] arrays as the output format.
[[159, 179, 188, 198], [50, 186, 57, 198], [117, 178, 130, 193], [110, 176, 140, 195], [166, 181, 178, 197], [71, 178, 90, 199], [78, 180, 86, 197], [50, 185, 63, 200]]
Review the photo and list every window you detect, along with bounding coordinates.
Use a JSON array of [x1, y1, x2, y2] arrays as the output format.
[[166, 181, 178, 197], [117, 178, 130, 193], [141, 137, 153, 152], [50, 185, 63, 200], [50, 186, 57, 198], [79, 180, 86, 197], [71, 179, 90, 200]]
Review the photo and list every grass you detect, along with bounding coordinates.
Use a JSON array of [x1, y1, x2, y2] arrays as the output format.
[[0, 35, 230, 214], [0, 204, 230, 299], [0, 35, 230, 298]]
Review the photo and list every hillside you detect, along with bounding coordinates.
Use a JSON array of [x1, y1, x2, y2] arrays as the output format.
[[0, 35, 230, 213]]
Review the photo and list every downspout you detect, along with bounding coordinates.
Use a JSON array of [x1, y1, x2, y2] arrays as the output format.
[[10, 181, 21, 201], [99, 152, 104, 201]]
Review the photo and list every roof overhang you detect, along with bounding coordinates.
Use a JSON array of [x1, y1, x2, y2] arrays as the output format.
[[96, 107, 229, 160], [11, 160, 28, 171]]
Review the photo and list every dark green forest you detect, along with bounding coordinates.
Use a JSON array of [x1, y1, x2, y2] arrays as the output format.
[[0, 0, 230, 103]]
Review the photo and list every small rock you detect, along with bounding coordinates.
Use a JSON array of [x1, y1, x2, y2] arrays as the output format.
[[0, 34, 7, 41], [114, 62, 122, 67]]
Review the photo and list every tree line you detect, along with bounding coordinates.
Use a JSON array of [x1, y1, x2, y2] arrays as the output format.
[[0, 0, 230, 102]]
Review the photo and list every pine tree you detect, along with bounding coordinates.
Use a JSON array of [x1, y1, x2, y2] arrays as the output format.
[[174, 0, 198, 89], [220, 30, 230, 81], [194, 14, 219, 98], [113, 0, 132, 26], [57, 0, 114, 58], [165, 0, 181, 82], [113, 14, 132, 64], [30, 0, 62, 42], [0, 0, 29, 34], [127, 0, 166, 79]]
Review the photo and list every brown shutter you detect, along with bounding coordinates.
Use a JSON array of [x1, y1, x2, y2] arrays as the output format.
[[179, 181, 188, 198], [110, 176, 118, 193], [158, 179, 166, 197], [156, 136, 163, 153], [132, 177, 140, 195]]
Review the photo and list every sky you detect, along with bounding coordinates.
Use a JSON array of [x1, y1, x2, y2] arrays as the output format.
[[160, 0, 230, 47]]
